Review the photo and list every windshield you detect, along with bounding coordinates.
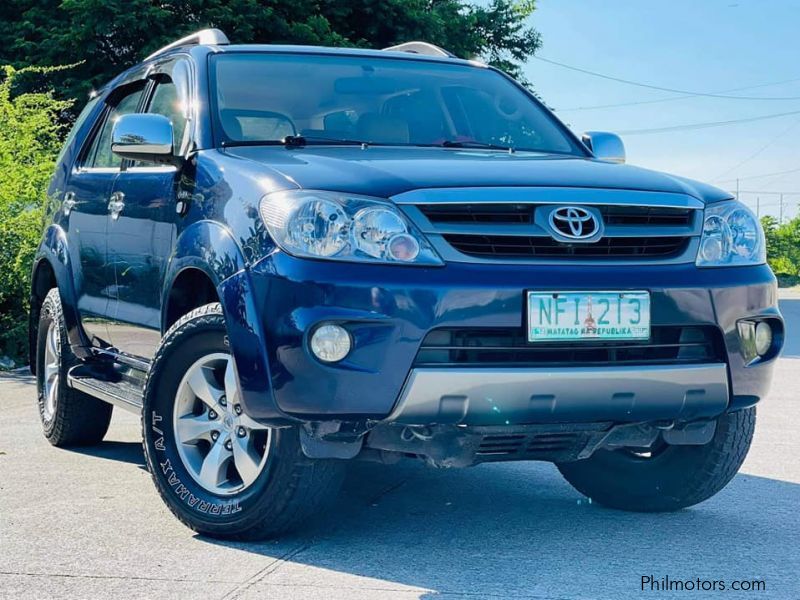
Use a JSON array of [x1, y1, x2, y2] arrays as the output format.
[[210, 52, 585, 155]]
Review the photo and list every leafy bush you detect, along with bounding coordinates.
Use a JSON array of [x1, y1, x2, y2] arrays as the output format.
[[762, 215, 800, 285], [0, 65, 71, 367]]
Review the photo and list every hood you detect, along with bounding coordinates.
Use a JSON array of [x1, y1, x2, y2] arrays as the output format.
[[222, 146, 732, 203]]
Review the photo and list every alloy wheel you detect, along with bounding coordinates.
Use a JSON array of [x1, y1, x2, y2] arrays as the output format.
[[42, 321, 60, 421], [173, 353, 271, 495]]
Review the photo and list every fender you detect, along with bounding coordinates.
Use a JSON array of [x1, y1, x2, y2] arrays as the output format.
[[162, 220, 289, 424], [31, 224, 93, 359]]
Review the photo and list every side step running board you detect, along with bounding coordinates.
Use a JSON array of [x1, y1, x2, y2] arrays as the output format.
[[67, 368, 144, 414]]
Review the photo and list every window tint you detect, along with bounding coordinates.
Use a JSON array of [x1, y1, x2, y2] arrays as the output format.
[[147, 79, 187, 154], [85, 86, 144, 169]]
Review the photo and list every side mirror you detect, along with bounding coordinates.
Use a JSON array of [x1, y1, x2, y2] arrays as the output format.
[[111, 113, 177, 165], [581, 131, 625, 164]]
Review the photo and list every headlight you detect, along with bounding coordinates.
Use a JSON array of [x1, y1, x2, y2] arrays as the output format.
[[259, 190, 443, 265], [696, 200, 766, 267]]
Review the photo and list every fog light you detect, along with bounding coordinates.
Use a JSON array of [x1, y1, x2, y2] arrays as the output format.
[[754, 321, 772, 356], [310, 324, 351, 363]]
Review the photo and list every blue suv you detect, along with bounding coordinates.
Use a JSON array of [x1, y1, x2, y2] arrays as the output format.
[[31, 29, 783, 539]]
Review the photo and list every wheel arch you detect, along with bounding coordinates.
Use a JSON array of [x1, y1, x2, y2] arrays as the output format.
[[161, 221, 284, 422], [29, 225, 89, 371], [163, 267, 220, 332], [161, 220, 247, 333]]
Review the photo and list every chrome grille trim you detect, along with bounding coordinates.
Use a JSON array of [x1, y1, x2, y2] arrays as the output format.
[[393, 187, 704, 265]]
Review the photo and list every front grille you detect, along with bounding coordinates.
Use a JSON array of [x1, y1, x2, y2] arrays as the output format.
[[419, 204, 692, 227], [443, 234, 688, 259], [414, 325, 725, 368], [407, 198, 700, 264]]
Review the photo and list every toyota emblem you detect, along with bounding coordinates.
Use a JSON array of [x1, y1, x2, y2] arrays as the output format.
[[548, 206, 602, 241]]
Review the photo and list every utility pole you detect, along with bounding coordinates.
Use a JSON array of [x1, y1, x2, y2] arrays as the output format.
[[779, 194, 784, 224], [736, 178, 740, 200], [756, 197, 760, 217]]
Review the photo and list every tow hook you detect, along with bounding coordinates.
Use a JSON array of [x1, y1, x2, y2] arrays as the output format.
[[662, 420, 717, 445], [400, 426, 434, 442]]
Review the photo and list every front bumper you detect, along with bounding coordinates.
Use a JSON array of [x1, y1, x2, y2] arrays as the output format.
[[229, 254, 781, 425], [390, 364, 729, 425]]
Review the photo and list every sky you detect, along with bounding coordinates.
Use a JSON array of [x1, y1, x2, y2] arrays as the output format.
[[522, 0, 800, 220]]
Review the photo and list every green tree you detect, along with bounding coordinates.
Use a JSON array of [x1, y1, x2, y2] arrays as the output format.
[[0, 0, 541, 104], [0, 66, 71, 365]]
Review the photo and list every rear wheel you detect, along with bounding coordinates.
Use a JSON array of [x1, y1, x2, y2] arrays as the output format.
[[142, 303, 344, 540], [35, 289, 112, 446], [557, 408, 755, 512]]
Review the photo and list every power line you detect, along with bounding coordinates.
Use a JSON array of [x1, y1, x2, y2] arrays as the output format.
[[556, 77, 800, 112], [715, 166, 800, 183], [533, 56, 800, 100], [617, 109, 800, 135], [711, 116, 800, 181], [737, 190, 800, 195]]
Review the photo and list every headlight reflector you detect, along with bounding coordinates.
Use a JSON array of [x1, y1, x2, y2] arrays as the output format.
[[696, 201, 765, 267], [260, 190, 442, 265], [352, 207, 407, 259], [287, 198, 349, 257]]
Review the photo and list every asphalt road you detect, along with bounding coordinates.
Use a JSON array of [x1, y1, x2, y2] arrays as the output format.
[[1, 298, 799, 600]]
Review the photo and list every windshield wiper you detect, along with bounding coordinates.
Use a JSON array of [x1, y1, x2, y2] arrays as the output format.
[[221, 136, 367, 148], [283, 135, 367, 147], [439, 140, 515, 152]]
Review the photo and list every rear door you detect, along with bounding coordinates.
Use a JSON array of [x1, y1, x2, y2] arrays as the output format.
[[62, 82, 146, 346], [105, 59, 191, 359]]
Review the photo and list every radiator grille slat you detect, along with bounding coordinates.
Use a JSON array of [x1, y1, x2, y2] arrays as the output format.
[[476, 432, 584, 459], [443, 234, 688, 258]]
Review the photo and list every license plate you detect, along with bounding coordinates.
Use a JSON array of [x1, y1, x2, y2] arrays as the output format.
[[527, 291, 650, 342]]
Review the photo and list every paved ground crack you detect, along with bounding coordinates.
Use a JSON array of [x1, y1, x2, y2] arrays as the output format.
[[218, 542, 311, 600], [0, 570, 238, 584]]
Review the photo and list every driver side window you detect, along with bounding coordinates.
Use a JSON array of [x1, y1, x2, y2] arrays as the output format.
[[84, 85, 145, 169], [147, 78, 187, 155]]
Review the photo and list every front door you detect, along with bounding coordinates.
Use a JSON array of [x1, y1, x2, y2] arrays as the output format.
[[63, 84, 146, 346], [105, 67, 188, 359]]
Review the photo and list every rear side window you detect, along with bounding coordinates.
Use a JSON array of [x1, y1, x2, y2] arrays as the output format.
[[55, 96, 100, 166], [83, 85, 145, 169]]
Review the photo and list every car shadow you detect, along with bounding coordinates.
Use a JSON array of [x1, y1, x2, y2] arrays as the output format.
[[198, 459, 799, 598], [64, 440, 146, 467]]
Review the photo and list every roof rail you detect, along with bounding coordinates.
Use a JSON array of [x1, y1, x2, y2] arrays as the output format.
[[145, 28, 230, 61], [382, 41, 455, 58]]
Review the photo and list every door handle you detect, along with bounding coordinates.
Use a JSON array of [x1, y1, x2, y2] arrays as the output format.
[[108, 191, 125, 220], [62, 192, 76, 216]]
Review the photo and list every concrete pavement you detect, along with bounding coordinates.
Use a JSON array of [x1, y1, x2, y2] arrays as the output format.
[[1, 299, 798, 600]]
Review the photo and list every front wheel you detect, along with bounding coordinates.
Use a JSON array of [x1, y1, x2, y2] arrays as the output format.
[[557, 408, 756, 512], [142, 303, 344, 540]]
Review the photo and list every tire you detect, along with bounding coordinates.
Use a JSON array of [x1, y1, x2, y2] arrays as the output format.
[[557, 408, 756, 512], [142, 303, 345, 540], [36, 288, 113, 446]]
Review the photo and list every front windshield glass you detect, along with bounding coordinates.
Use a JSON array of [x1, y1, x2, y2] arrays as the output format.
[[210, 52, 584, 155]]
